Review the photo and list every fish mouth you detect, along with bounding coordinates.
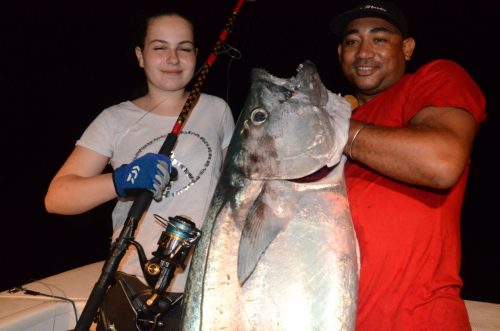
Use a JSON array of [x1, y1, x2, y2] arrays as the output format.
[[252, 61, 311, 95], [288, 165, 333, 183]]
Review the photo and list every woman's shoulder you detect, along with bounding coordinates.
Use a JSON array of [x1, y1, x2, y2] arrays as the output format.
[[94, 101, 141, 120], [81, 101, 142, 132], [199, 93, 228, 105], [100, 100, 138, 114], [198, 93, 231, 113]]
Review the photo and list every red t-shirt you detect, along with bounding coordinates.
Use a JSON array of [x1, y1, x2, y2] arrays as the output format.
[[345, 59, 486, 330]]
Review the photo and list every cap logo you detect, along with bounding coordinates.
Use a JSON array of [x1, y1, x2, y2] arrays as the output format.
[[361, 5, 388, 13]]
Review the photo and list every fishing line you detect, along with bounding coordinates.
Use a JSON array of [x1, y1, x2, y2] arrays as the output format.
[[116, 42, 243, 148], [223, 2, 254, 111], [223, 44, 241, 107], [114, 97, 175, 147], [198, 2, 255, 223], [117, 1, 255, 145], [8, 282, 79, 327]]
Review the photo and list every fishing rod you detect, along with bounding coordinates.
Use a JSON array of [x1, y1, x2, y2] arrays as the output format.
[[75, 1, 247, 329]]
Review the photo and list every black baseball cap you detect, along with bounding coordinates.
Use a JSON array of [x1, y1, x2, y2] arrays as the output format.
[[330, 1, 408, 38]]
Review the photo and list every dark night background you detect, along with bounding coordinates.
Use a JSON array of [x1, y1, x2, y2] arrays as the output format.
[[1, 0, 499, 305]]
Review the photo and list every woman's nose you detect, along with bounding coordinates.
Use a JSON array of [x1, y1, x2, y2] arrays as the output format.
[[166, 49, 180, 64]]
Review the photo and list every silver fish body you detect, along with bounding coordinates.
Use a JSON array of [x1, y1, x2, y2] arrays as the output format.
[[181, 60, 358, 331]]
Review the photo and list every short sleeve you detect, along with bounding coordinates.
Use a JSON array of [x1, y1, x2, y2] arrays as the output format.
[[221, 106, 235, 149], [76, 108, 116, 158], [403, 60, 486, 124]]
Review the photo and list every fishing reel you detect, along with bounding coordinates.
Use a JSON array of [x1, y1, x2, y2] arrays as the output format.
[[98, 215, 201, 331], [143, 215, 201, 295]]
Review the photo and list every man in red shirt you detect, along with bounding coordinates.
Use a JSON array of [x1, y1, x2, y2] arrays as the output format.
[[330, 1, 486, 330]]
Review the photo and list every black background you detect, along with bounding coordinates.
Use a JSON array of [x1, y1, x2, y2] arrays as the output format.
[[1, 0, 499, 304]]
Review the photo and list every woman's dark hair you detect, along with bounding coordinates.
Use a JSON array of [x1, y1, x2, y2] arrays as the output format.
[[133, 3, 198, 50]]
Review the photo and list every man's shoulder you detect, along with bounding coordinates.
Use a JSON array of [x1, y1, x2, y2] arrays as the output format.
[[404, 59, 474, 88], [416, 59, 466, 75]]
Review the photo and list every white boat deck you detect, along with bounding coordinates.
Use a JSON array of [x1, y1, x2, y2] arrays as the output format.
[[0, 261, 102, 331], [0, 261, 499, 331]]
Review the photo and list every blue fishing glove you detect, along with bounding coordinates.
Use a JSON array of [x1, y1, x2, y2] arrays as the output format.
[[113, 153, 172, 202]]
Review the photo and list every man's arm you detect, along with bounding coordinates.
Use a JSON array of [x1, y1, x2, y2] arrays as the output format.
[[345, 106, 477, 189]]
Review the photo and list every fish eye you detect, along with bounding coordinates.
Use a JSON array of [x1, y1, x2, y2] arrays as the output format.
[[250, 108, 268, 125]]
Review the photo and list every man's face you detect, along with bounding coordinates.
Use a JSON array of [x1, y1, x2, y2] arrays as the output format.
[[337, 17, 415, 102]]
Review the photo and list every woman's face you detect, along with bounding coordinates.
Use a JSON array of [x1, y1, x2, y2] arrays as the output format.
[[135, 15, 197, 93]]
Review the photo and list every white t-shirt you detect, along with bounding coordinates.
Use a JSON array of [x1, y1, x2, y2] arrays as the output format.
[[77, 93, 235, 292]]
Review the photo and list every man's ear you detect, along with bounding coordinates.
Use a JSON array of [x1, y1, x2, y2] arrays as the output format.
[[402, 38, 416, 61]]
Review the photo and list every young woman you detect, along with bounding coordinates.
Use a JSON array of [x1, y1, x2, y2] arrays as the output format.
[[45, 8, 235, 300]]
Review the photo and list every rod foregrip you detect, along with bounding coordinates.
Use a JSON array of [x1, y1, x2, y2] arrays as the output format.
[[74, 280, 108, 331], [159, 133, 178, 156], [75, 239, 130, 330]]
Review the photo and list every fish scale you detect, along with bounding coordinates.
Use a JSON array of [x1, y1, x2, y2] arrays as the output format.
[[181, 60, 358, 331]]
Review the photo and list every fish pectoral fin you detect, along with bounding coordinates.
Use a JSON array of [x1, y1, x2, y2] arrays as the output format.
[[237, 197, 290, 286]]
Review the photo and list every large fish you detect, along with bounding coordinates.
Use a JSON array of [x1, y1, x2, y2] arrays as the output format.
[[181, 60, 358, 331]]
